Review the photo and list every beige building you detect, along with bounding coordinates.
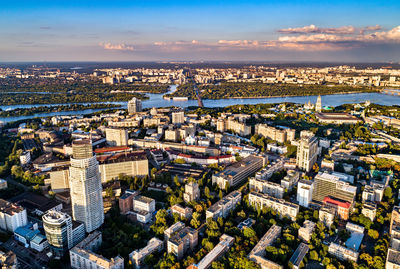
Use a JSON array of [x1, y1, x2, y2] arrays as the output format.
[[165, 128, 180, 142], [69, 140, 104, 233], [105, 128, 128, 147], [171, 204, 193, 220], [183, 182, 200, 203], [217, 117, 251, 136], [249, 178, 284, 199], [129, 237, 163, 268], [298, 220, 315, 242], [255, 124, 295, 143], [167, 226, 198, 260], [296, 131, 318, 172]]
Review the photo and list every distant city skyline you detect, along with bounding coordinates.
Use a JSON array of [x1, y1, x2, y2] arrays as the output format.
[[1, 0, 399, 62]]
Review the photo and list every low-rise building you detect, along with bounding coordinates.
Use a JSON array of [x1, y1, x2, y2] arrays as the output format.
[[171, 204, 193, 220], [298, 220, 316, 242], [281, 170, 300, 190], [248, 192, 299, 221], [14, 223, 48, 252], [319, 206, 335, 228], [132, 195, 156, 224], [119, 190, 139, 214], [316, 112, 362, 125], [206, 191, 242, 220], [70, 231, 124, 269], [323, 196, 351, 220], [361, 202, 377, 221], [129, 237, 163, 268]]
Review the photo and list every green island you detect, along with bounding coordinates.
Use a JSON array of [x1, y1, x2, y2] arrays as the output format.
[[0, 79, 169, 105], [0, 103, 122, 117], [164, 82, 379, 99]]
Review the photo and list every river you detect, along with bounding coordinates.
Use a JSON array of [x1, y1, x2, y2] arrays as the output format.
[[1, 85, 399, 123]]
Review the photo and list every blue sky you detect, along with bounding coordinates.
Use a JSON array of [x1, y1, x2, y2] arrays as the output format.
[[1, 0, 399, 62]]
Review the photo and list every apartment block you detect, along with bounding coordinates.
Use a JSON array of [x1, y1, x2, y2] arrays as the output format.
[[361, 202, 377, 221], [132, 195, 155, 224], [187, 234, 234, 269], [289, 243, 309, 269], [296, 131, 318, 172], [297, 179, 314, 208], [217, 117, 251, 136], [206, 191, 242, 220], [328, 242, 358, 262], [281, 170, 300, 190], [212, 155, 266, 188], [167, 226, 198, 260], [249, 192, 299, 221], [248, 225, 283, 269], [105, 128, 129, 147], [249, 178, 284, 199], [255, 124, 295, 143], [255, 158, 283, 181], [319, 206, 335, 228], [0, 199, 28, 232], [184, 182, 200, 203]]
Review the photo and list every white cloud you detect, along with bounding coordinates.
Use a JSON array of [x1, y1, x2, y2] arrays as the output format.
[[100, 42, 134, 51]]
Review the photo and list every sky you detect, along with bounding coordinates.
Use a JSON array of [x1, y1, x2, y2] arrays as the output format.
[[0, 0, 399, 62]]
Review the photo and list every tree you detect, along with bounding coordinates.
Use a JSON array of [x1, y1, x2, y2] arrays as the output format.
[[204, 186, 211, 199], [384, 186, 393, 200], [243, 227, 256, 239], [309, 250, 319, 261], [368, 229, 379, 240], [190, 212, 201, 229]]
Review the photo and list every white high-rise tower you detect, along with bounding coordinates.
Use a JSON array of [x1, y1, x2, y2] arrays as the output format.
[[69, 139, 104, 233]]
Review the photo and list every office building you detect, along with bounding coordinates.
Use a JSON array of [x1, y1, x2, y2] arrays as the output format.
[[248, 225, 282, 269], [184, 182, 200, 203], [70, 231, 124, 269], [296, 131, 318, 172], [105, 128, 128, 147], [0, 199, 27, 232], [167, 226, 198, 260], [312, 171, 356, 204], [42, 210, 85, 256], [187, 234, 234, 269], [248, 192, 299, 221], [255, 124, 296, 143], [129, 237, 163, 268], [69, 139, 104, 233], [14, 223, 48, 252], [212, 155, 266, 189], [206, 191, 242, 220], [297, 179, 314, 208], [249, 178, 284, 199], [128, 97, 142, 114]]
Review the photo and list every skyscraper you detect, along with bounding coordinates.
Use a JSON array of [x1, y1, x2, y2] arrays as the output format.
[[69, 139, 104, 233], [128, 97, 142, 114], [315, 95, 322, 112]]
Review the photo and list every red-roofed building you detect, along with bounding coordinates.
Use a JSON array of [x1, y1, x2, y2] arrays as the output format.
[[323, 196, 351, 220], [94, 146, 131, 154]]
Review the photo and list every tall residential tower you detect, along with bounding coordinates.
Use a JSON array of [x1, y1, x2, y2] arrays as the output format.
[[69, 139, 104, 233]]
